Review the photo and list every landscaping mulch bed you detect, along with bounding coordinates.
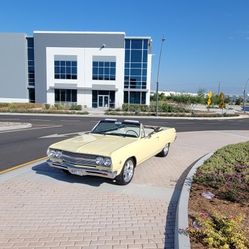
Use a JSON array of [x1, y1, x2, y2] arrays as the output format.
[[187, 141, 249, 249], [189, 183, 249, 248]]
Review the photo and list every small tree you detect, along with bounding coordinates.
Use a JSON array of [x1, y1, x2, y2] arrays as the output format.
[[207, 91, 213, 110], [218, 92, 225, 112]]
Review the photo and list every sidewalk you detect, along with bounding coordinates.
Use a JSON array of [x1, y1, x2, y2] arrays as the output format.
[[0, 130, 249, 249]]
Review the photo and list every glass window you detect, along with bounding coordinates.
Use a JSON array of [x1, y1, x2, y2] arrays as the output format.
[[125, 39, 131, 49], [143, 50, 148, 62], [61, 67, 65, 74], [131, 50, 142, 62], [125, 50, 130, 62], [27, 38, 34, 47], [124, 91, 128, 103], [93, 67, 98, 75], [54, 89, 77, 103], [142, 81, 146, 89], [99, 68, 103, 75], [131, 69, 141, 76], [92, 60, 116, 81], [54, 60, 77, 80], [143, 40, 148, 50], [28, 49, 34, 60], [131, 40, 142, 49], [131, 63, 141, 68], [28, 61, 34, 66], [142, 92, 146, 104], [110, 67, 116, 75], [130, 92, 141, 104], [72, 90, 77, 102], [72, 66, 77, 74], [104, 67, 110, 75], [124, 38, 149, 100], [125, 69, 129, 75], [28, 88, 35, 103]]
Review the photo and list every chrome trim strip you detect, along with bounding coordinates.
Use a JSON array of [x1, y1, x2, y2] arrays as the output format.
[[47, 160, 116, 179]]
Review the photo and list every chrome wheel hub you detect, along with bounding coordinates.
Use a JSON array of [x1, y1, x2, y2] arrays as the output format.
[[163, 144, 169, 154], [123, 160, 134, 182]]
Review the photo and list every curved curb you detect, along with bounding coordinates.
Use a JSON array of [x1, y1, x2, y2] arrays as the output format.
[[174, 152, 214, 249], [0, 122, 32, 131]]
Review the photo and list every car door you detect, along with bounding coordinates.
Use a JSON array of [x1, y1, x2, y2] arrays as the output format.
[[134, 127, 160, 164]]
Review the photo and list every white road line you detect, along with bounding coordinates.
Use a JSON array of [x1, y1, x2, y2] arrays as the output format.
[[30, 119, 51, 121], [0, 125, 63, 134], [60, 119, 80, 122], [0, 118, 21, 121]]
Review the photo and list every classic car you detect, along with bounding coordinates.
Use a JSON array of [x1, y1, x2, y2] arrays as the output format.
[[47, 119, 176, 185]]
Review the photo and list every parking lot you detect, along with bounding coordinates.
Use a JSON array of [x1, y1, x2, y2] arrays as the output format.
[[1, 130, 249, 249]]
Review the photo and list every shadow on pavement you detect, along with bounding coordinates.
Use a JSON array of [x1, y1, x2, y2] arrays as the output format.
[[32, 162, 114, 187], [163, 157, 203, 249]]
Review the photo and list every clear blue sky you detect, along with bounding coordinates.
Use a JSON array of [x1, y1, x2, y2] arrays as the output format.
[[1, 0, 249, 94]]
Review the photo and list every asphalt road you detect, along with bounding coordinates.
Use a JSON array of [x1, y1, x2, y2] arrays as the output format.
[[0, 114, 248, 172]]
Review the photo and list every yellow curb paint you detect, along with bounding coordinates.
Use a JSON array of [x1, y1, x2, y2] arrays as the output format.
[[0, 156, 47, 175]]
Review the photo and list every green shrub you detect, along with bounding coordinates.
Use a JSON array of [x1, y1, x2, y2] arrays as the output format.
[[69, 104, 82, 110], [193, 141, 249, 203], [122, 103, 188, 113], [189, 212, 249, 249], [122, 104, 149, 112], [54, 103, 64, 110], [44, 104, 50, 110], [0, 103, 9, 108]]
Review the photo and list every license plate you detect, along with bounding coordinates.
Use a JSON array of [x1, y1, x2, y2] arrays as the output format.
[[68, 168, 86, 176]]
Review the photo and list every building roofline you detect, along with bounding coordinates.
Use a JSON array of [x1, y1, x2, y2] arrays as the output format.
[[125, 36, 152, 40], [33, 31, 126, 35]]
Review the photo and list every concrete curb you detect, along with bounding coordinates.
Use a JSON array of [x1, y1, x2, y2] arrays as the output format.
[[174, 152, 214, 249], [0, 112, 248, 120], [0, 122, 32, 131]]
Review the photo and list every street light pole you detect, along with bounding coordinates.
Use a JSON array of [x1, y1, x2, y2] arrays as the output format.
[[243, 78, 249, 113], [156, 36, 166, 116]]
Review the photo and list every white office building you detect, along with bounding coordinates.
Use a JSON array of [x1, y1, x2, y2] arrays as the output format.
[[0, 31, 153, 108]]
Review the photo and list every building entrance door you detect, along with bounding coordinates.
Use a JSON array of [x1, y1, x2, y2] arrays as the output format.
[[98, 95, 109, 108]]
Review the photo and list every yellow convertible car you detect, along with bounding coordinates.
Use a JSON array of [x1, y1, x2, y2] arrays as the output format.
[[47, 119, 176, 185]]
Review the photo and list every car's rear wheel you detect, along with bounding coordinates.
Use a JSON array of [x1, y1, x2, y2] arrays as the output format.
[[157, 143, 170, 157], [115, 158, 135, 185]]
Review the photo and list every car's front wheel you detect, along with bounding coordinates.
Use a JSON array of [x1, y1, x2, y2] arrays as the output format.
[[157, 143, 170, 157], [115, 158, 135, 185]]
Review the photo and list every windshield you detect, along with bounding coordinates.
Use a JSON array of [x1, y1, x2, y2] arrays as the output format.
[[91, 120, 140, 138]]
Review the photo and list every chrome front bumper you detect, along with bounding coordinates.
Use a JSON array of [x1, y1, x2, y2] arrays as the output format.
[[47, 160, 117, 179]]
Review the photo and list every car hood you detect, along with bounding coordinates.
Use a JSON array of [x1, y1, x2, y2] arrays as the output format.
[[49, 133, 136, 156]]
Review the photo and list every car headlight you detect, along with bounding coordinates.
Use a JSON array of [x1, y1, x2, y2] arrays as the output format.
[[96, 157, 104, 165], [47, 148, 62, 159], [103, 158, 112, 166], [95, 156, 112, 166]]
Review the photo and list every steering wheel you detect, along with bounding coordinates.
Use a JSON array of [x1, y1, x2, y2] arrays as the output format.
[[125, 130, 139, 137]]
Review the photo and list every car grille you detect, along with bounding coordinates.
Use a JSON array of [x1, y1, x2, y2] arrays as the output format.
[[61, 151, 97, 167]]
